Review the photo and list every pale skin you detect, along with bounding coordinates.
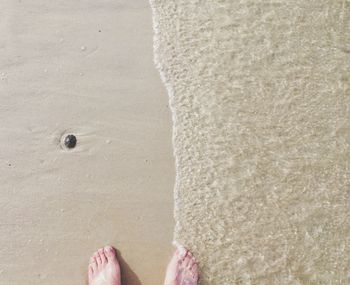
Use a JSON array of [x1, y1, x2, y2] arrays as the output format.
[[88, 246, 199, 285]]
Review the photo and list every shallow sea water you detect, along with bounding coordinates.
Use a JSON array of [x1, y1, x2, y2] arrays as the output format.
[[150, 1, 350, 284]]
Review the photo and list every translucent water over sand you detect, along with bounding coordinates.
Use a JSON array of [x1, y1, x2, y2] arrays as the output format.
[[150, 1, 350, 284]]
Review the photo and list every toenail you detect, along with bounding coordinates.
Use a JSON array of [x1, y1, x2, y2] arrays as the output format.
[[179, 249, 188, 259], [177, 246, 187, 257], [105, 246, 113, 252]]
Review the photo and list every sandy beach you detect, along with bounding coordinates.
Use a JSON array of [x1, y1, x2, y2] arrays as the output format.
[[2, 0, 350, 284], [0, 1, 174, 284]]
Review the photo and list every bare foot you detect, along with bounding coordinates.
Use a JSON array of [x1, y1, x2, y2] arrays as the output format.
[[164, 248, 199, 285], [88, 246, 121, 285]]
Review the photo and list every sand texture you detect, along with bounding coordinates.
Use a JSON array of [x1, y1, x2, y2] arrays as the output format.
[[0, 1, 174, 284], [150, 0, 350, 284]]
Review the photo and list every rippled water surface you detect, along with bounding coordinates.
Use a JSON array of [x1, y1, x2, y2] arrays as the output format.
[[151, 1, 350, 284]]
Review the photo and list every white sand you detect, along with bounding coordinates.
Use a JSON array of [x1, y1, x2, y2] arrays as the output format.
[[151, 0, 350, 284], [0, 1, 174, 284]]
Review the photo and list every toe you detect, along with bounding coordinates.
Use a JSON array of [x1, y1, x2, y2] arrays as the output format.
[[94, 251, 102, 267], [177, 246, 188, 260], [93, 251, 99, 260], [191, 262, 198, 272], [88, 265, 94, 277], [183, 255, 191, 268], [187, 251, 194, 262], [191, 263, 199, 281], [168, 249, 182, 269], [182, 249, 189, 260], [104, 245, 117, 262], [98, 248, 107, 264], [174, 248, 180, 257], [89, 256, 98, 272], [188, 257, 195, 269], [174, 249, 183, 262]]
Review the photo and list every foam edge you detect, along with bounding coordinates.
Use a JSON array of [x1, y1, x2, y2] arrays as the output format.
[[149, 0, 182, 247]]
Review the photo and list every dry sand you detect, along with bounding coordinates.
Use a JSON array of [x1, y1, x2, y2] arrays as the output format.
[[0, 1, 174, 284], [151, 0, 350, 284]]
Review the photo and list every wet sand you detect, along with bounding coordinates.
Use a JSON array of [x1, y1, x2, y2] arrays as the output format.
[[0, 1, 174, 284], [151, 0, 350, 284]]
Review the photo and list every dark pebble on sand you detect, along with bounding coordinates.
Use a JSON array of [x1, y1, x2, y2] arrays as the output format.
[[64, 134, 77, 149]]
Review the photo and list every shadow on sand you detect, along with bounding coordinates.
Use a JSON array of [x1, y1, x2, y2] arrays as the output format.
[[117, 250, 142, 285]]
